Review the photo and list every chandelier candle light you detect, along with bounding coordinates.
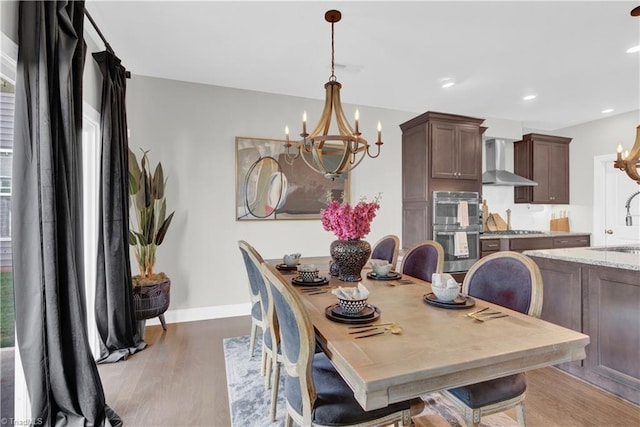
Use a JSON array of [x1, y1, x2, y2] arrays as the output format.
[[284, 10, 383, 180]]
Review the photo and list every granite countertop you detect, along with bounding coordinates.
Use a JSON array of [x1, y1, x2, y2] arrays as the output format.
[[523, 245, 640, 271], [480, 231, 591, 240]]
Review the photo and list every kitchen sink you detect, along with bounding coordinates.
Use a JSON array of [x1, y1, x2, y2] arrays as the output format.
[[590, 246, 640, 255]]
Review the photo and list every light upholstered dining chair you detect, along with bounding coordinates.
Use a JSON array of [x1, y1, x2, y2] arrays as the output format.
[[370, 234, 401, 270], [238, 240, 264, 358], [237, 240, 283, 422], [400, 240, 444, 282], [440, 251, 544, 427], [261, 263, 412, 427]]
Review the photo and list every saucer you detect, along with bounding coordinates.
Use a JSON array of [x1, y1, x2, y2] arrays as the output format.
[[276, 263, 299, 271], [325, 303, 381, 324], [291, 276, 330, 286], [423, 293, 475, 309], [366, 271, 402, 281]]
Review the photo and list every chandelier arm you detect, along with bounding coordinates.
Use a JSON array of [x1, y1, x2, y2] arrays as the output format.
[[331, 83, 357, 137], [309, 82, 337, 139], [615, 125, 640, 184], [366, 142, 383, 159], [345, 150, 368, 171], [284, 141, 302, 163]]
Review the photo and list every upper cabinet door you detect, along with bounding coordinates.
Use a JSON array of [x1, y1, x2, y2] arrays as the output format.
[[514, 133, 572, 204], [430, 121, 481, 181], [457, 125, 482, 180], [430, 122, 457, 179]]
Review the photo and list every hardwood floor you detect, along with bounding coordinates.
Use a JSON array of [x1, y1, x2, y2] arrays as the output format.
[[98, 316, 640, 427]]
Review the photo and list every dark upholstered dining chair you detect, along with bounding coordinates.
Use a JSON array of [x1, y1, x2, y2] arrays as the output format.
[[370, 234, 401, 270], [261, 263, 412, 427], [440, 251, 544, 427], [238, 240, 283, 421], [400, 240, 444, 282]]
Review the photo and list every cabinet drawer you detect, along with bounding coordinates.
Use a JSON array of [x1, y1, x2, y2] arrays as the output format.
[[509, 237, 554, 251], [553, 236, 590, 248], [481, 239, 501, 251]]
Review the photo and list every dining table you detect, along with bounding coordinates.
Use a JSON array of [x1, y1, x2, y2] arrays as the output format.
[[269, 256, 590, 412]]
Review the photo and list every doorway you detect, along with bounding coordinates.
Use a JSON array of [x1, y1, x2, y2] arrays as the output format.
[[593, 154, 640, 246]]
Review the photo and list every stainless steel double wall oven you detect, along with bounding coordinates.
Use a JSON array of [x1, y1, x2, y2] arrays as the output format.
[[432, 191, 481, 273]]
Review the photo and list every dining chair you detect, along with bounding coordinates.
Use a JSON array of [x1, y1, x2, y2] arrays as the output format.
[[261, 263, 412, 427], [370, 234, 401, 270], [400, 240, 444, 282], [238, 240, 264, 358], [440, 251, 544, 427], [238, 240, 283, 421]]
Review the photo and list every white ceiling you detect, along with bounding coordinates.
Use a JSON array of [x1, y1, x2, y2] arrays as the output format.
[[85, 1, 640, 130]]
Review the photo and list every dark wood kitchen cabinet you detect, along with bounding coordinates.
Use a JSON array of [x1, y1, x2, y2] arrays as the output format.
[[400, 111, 485, 249], [430, 120, 483, 180], [530, 256, 640, 405], [513, 133, 572, 204]]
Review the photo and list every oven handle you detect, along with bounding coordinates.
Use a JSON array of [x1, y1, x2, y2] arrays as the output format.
[[434, 231, 480, 236]]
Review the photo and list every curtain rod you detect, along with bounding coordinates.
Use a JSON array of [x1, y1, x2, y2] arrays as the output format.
[[84, 9, 131, 78]]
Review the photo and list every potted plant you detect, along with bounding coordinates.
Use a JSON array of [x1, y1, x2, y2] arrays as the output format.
[[128, 148, 175, 331]]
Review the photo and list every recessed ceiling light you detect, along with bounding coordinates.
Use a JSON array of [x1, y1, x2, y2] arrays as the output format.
[[601, 108, 614, 114], [627, 45, 640, 53], [523, 94, 537, 101], [440, 78, 456, 88]]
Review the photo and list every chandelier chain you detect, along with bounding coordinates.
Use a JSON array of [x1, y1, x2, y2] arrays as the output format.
[[330, 21, 336, 82]]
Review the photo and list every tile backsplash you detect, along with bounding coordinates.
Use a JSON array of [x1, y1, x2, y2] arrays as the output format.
[[481, 186, 571, 232]]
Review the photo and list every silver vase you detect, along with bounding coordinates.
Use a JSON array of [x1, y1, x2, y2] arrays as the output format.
[[330, 239, 371, 282]]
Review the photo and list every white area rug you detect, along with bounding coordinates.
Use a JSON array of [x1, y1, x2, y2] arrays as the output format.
[[223, 335, 518, 427]]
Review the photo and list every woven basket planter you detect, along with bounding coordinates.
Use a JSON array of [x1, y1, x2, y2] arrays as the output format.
[[133, 278, 171, 330]]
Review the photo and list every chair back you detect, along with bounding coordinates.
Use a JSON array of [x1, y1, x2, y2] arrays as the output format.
[[238, 240, 280, 340], [462, 251, 543, 317], [370, 234, 400, 270], [400, 240, 444, 282], [262, 263, 317, 422]]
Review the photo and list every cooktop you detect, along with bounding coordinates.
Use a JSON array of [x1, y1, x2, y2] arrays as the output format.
[[482, 230, 545, 235]]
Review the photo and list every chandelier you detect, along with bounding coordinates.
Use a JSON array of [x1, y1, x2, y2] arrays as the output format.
[[284, 10, 382, 180], [614, 6, 640, 184]]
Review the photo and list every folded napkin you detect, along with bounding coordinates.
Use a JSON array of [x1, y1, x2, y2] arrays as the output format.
[[454, 231, 469, 258], [457, 200, 469, 227], [332, 283, 369, 300]]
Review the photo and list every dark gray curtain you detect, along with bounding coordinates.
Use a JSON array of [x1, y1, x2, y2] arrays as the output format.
[[93, 50, 146, 364], [12, 1, 120, 425]]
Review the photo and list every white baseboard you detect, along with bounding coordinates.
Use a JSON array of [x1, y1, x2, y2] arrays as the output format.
[[144, 302, 251, 326]]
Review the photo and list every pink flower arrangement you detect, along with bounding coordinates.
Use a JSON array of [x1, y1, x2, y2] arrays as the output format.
[[321, 194, 381, 240]]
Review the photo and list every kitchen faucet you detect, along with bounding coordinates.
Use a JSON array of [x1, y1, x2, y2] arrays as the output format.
[[625, 190, 640, 226]]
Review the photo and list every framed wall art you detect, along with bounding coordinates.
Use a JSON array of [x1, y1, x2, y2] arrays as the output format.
[[235, 137, 349, 220]]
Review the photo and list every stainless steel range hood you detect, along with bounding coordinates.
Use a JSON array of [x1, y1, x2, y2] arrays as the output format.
[[482, 139, 538, 186]]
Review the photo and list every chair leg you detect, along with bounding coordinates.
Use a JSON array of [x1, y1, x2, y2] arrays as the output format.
[[269, 359, 280, 421], [260, 345, 267, 377], [516, 402, 527, 427], [284, 413, 293, 427], [265, 353, 272, 388], [464, 408, 480, 427], [249, 323, 258, 357]]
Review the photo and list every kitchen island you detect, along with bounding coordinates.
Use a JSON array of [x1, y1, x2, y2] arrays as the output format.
[[524, 245, 640, 405]]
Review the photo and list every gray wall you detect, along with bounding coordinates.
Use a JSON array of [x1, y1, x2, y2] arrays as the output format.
[[125, 75, 414, 313]]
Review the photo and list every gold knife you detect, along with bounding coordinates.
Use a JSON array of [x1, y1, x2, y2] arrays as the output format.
[[354, 331, 385, 339]]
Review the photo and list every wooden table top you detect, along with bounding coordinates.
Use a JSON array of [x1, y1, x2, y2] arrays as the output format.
[[270, 256, 590, 411]]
